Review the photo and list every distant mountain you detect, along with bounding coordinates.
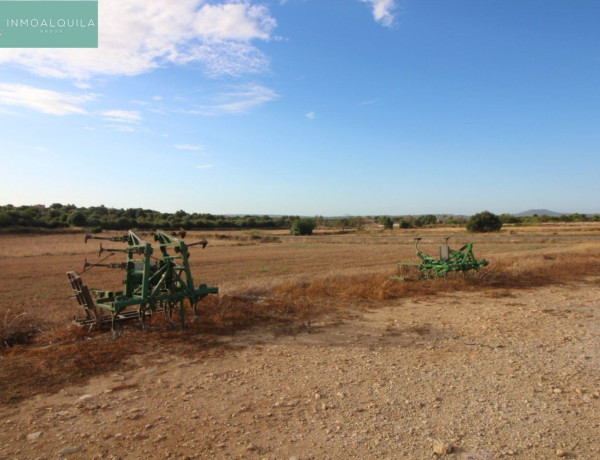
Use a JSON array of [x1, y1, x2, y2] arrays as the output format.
[[513, 209, 564, 217]]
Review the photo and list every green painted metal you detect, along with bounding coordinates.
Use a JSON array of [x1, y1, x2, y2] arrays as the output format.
[[395, 237, 489, 280], [68, 229, 218, 332]]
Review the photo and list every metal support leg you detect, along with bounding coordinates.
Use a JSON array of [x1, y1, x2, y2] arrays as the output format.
[[179, 301, 185, 330], [139, 305, 146, 332], [111, 315, 118, 339]]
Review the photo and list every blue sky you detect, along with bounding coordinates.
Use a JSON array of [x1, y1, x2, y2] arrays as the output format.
[[0, 0, 599, 216]]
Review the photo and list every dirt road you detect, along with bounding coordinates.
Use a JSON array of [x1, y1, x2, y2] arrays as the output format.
[[1, 281, 599, 459]]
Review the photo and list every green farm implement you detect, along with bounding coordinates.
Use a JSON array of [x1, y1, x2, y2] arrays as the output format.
[[67, 229, 218, 333], [394, 237, 489, 280]]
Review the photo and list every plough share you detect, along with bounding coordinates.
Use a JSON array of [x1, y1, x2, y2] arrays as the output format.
[[67, 229, 218, 333], [395, 237, 489, 280]]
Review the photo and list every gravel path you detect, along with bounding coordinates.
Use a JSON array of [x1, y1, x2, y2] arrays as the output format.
[[1, 282, 599, 459]]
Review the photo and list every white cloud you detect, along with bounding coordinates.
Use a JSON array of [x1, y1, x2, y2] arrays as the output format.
[[0, 83, 93, 115], [194, 3, 275, 41], [0, 0, 276, 80], [360, 98, 379, 106], [184, 41, 270, 77], [360, 0, 396, 27], [196, 164, 214, 169], [105, 124, 138, 132], [199, 84, 279, 114], [100, 110, 142, 124], [73, 81, 92, 90], [175, 144, 204, 151], [305, 111, 315, 119]]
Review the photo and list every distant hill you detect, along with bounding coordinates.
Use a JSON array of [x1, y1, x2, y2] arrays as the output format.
[[513, 209, 564, 217]]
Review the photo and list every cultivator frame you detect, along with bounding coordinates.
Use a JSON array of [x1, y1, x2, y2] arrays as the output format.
[[395, 237, 489, 280], [68, 229, 218, 332]]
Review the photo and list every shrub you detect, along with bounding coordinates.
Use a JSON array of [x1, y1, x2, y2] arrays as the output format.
[[499, 213, 521, 224], [67, 211, 87, 227], [290, 218, 316, 236], [351, 216, 364, 230], [467, 211, 503, 233], [418, 214, 437, 226], [379, 216, 393, 230]]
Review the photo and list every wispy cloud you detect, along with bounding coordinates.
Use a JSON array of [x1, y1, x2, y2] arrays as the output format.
[[104, 124, 138, 132], [100, 110, 142, 124], [0, 0, 277, 81], [73, 81, 92, 90], [175, 144, 204, 151], [191, 84, 279, 115], [0, 82, 93, 115], [305, 111, 315, 119], [360, 0, 397, 27], [196, 164, 214, 169], [194, 3, 275, 41], [360, 98, 380, 106], [185, 41, 271, 78], [214, 84, 278, 113]]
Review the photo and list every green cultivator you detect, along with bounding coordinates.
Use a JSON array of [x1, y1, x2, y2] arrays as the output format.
[[67, 229, 218, 333], [395, 237, 489, 280]]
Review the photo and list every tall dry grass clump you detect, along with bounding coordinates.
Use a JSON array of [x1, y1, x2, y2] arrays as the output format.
[[273, 250, 600, 301], [191, 293, 320, 334], [479, 251, 600, 288], [1, 303, 46, 348], [1, 299, 71, 350]]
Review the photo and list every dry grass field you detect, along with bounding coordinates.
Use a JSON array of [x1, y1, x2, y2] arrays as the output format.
[[1, 223, 600, 458]]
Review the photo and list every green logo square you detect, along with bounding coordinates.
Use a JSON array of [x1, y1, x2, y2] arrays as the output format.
[[0, 1, 98, 48]]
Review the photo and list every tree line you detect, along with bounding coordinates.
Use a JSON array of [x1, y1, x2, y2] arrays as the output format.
[[0, 204, 597, 233], [376, 212, 600, 229], [0, 204, 293, 231]]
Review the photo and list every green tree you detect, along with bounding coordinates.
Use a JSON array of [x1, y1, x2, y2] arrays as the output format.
[[418, 214, 437, 226], [379, 216, 393, 230], [351, 216, 364, 230], [0, 212, 15, 227], [466, 211, 503, 233], [336, 218, 351, 230], [290, 218, 316, 236], [67, 211, 87, 227], [499, 213, 521, 224]]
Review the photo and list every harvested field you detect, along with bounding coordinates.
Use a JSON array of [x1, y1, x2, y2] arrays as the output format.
[[1, 224, 600, 458]]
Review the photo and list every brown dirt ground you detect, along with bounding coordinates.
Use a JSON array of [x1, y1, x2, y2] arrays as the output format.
[[1, 226, 600, 459]]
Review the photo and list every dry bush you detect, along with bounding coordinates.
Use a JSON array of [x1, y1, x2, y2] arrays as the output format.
[[1, 297, 72, 350], [0, 326, 134, 403], [274, 250, 600, 302], [187, 293, 323, 334], [478, 251, 600, 288], [274, 272, 468, 301], [1, 302, 46, 348]]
